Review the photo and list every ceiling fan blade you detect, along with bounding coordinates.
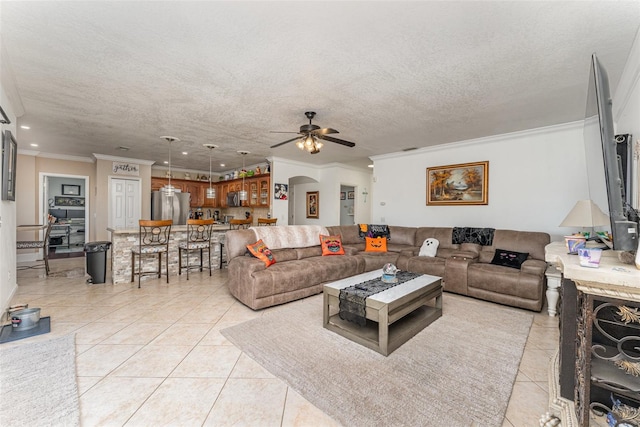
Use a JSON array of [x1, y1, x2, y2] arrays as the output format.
[[270, 136, 301, 149], [317, 135, 356, 147], [311, 127, 339, 136]]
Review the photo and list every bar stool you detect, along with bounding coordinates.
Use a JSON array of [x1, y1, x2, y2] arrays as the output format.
[[16, 221, 54, 275], [257, 218, 277, 226], [131, 219, 172, 288], [229, 218, 251, 229], [178, 219, 214, 280]]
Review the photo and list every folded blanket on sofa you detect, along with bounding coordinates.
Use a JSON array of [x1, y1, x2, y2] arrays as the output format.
[[358, 224, 391, 240], [452, 227, 495, 246], [252, 225, 329, 249]]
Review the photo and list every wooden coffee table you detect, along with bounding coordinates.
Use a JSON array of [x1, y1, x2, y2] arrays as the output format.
[[323, 270, 442, 356]]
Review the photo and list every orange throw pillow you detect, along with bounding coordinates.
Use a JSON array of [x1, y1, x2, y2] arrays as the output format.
[[246, 240, 276, 267], [320, 234, 345, 256], [365, 236, 387, 252]]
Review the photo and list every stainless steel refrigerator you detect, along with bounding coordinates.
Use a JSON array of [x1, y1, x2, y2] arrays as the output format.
[[151, 191, 190, 225]]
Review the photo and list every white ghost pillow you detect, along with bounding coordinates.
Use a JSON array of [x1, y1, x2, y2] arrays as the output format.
[[419, 238, 439, 257]]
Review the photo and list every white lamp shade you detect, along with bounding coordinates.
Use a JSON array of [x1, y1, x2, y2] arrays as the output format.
[[206, 187, 216, 199], [559, 200, 609, 227]]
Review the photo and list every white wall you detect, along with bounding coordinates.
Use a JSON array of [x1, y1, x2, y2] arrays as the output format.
[[371, 122, 587, 241], [270, 157, 372, 226]]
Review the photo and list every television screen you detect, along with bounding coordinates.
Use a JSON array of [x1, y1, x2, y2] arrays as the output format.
[[584, 54, 638, 251]]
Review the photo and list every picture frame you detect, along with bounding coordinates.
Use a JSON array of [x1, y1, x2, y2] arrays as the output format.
[[2, 130, 17, 201], [54, 196, 85, 207], [340, 192, 346, 200], [62, 184, 81, 196], [306, 191, 319, 219], [274, 183, 288, 200], [347, 191, 355, 200], [426, 161, 489, 206]]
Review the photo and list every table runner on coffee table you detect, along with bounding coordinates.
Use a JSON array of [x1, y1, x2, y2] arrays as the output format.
[[339, 271, 421, 326]]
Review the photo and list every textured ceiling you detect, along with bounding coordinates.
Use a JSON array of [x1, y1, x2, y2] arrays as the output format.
[[1, 1, 639, 173]]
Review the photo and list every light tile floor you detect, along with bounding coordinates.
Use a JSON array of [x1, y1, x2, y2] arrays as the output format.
[[8, 258, 606, 426]]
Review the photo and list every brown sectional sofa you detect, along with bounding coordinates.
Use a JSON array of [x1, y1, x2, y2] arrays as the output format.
[[225, 224, 550, 311]]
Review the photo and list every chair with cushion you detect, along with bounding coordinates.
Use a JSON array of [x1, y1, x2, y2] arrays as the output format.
[[179, 218, 214, 279], [131, 219, 172, 288], [16, 221, 54, 275], [257, 218, 277, 226]]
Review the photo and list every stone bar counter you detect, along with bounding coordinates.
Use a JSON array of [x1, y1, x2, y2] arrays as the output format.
[[107, 225, 231, 285]]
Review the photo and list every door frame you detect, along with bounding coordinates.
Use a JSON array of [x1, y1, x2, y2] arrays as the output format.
[[38, 172, 90, 256]]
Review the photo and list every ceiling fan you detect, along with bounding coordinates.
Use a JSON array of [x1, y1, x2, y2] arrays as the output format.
[[270, 112, 355, 154]]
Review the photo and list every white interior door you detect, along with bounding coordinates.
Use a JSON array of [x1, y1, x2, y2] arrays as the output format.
[[111, 178, 141, 229]]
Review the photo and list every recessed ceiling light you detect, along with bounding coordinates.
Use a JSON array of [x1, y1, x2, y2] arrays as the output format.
[[164, 161, 169, 164], [21, 125, 30, 130], [30, 143, 38, 147], [220, 163, 225, 167], [118, 146, 130, 151], [182, 151, 188, 155], [368, 164, 374, 168]]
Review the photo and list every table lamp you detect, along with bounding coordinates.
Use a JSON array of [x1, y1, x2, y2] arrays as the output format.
[[560, 200, 610, 253]]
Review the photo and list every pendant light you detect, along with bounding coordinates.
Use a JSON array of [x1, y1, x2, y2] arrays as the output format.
[[160, 136, 180, 196], [238, 150, 249, 202], [204, 143, 218, 199]]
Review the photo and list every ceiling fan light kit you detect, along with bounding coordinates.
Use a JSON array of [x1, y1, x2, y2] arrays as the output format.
[[270, 111, 355, 154]]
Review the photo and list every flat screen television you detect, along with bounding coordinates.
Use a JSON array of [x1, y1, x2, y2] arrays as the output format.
[[583, 53, 638, 251]]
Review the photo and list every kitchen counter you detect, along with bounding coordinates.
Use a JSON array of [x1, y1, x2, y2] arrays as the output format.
[[107, 225, 231, 285]]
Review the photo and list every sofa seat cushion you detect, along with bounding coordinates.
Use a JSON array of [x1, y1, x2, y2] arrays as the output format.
[[314, 255, 364, 282], [251, 259, 327, 299], [467, 263, 543, 300], [401, 256, 447, 278], [358, 252, 400, 271]]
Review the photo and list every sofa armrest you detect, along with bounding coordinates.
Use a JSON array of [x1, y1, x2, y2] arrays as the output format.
[[520, 259, 546, 276], [228, 255, 267, 274]]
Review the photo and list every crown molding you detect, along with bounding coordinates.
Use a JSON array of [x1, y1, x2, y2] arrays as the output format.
[[19, 150, 95, 163], [370, 120, 584, 162], [93, 153, 155, 165]]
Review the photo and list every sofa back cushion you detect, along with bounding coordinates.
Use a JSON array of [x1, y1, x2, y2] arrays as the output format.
[[226, 229, 259, 260], [415, 228, 457, 251], [326, 225, 362, 245], [478, 229, 550, 263], [252, 225, 329, 249], [388, 226, 417, 246]]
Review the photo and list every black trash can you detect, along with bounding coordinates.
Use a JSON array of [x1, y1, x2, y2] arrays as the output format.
[[84, 241, 111, 284]]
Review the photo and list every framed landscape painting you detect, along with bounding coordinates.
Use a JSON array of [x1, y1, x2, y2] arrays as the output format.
[[426, 161, 489, 206]]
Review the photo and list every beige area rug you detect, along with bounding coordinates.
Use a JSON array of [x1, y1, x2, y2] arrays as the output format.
[[0, 334, 79, 426], [222, 293, 533, 427]]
